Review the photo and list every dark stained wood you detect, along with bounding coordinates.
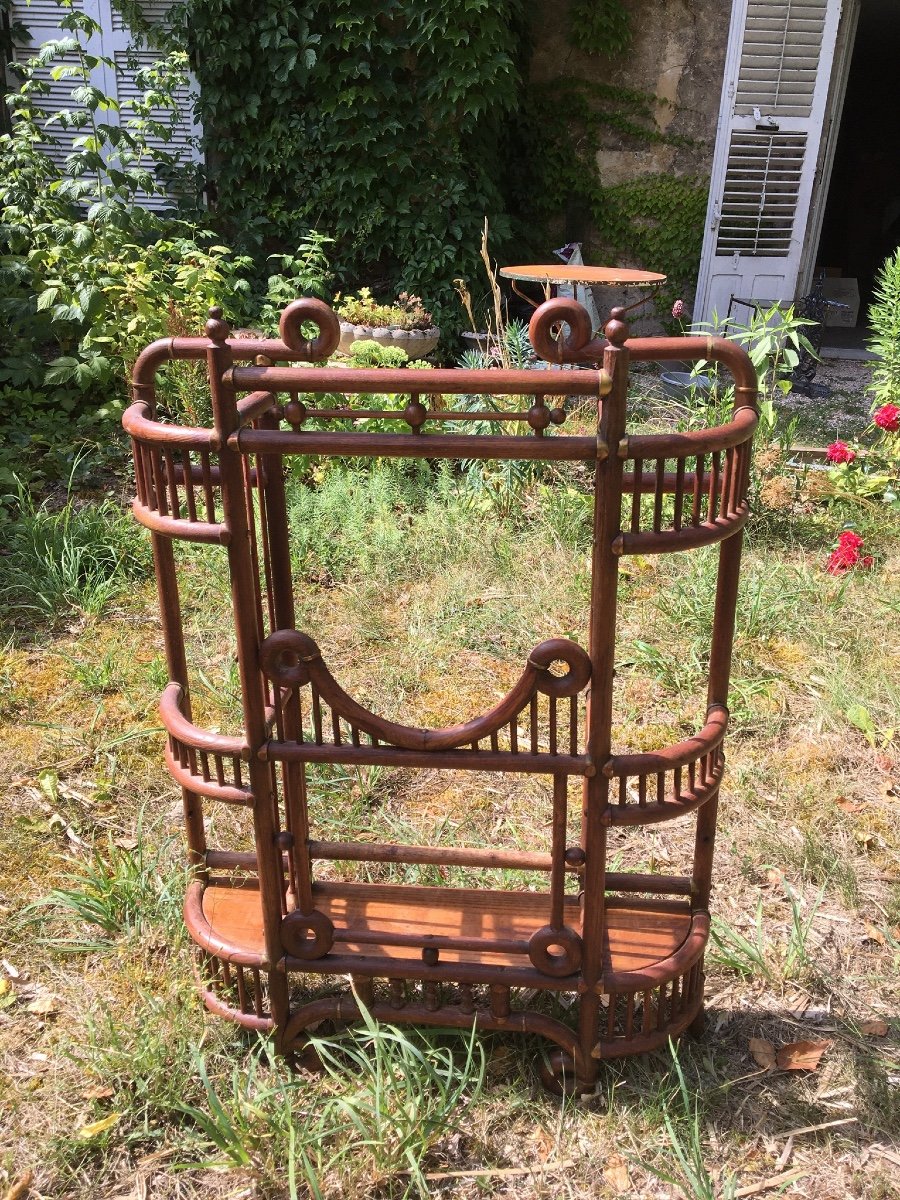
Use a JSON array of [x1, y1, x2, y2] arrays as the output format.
[[128, 296, 757, 1087]]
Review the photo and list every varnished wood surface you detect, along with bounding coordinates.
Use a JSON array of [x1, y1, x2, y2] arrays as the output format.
[[199, 882, 692, 974]]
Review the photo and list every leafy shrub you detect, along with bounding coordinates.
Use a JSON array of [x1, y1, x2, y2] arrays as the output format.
[[346, 340, 410, 369], [867, 248, 900, 412]]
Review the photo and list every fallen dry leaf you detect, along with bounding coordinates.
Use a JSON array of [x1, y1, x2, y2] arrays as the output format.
[[835, 796, 864, 814], [863, 922, 887, 946], [749, 1037, 777, 1070], [776, 1040, 830, 1071], [77, 1112, 122, 1140], [82, 1084, 115, 1100], [25, 995, 58, 1016], [3, 1167, 34, 1200], [605, 1154, 630, 1193], [859, 1019, 889, 1037]]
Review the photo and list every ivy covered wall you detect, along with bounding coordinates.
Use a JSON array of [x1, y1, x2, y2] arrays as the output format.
[[186, 0, 530, 329], [186, 0, 728, 326]]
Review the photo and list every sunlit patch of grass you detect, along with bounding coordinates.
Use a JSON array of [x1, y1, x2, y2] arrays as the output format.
[[177, 1005, 485, 1199], [21, 812, 185, 950]]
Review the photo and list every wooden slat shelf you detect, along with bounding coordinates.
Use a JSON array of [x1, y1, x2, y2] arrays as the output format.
[[198, 882, 692, 975]]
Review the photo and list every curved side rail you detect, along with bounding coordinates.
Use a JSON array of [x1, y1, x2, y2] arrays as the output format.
[[160, 683, 248, 757], [125, 403, 231, 543], [616, 409, 755, 555], [123, 402, 214, 446], [160, 684, 255, 806], [614, 504, 750, 556], [131, 499, 229, 545], [622, 405, 758, 459], [601, 708, 727, 826], [260, 630, 590, 753], [604, 911, 709, 992]]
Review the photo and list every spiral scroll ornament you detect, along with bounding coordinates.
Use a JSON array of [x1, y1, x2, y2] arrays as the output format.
[[528, 297, 606, 364]]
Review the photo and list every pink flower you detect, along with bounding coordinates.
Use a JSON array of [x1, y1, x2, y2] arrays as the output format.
[[826, 441, 855, 464], [873, 403, 900, 432], [671, 299, 685, 320]]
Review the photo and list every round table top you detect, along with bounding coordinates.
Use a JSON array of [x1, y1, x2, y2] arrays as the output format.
[[499, 264, 667, 287]]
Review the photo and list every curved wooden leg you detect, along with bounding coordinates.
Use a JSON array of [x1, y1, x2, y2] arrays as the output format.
[[537, 1047, 580, 1096]]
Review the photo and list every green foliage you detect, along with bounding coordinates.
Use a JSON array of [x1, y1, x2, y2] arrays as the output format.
[[346, 339, 409, 369], [709, 886, 824, 985], [179, 1009, 485, 1198], [597, 175, 709, 308], [23, 816, 184, 949], [0, 8, 231, 391], [0, 469, 151, 623], [633, 1042, 739, 1200], [867, 248, 900, 410], [568, 0, 632, 56], [257, 231, 334, 333], [187, 0, 528, 330]]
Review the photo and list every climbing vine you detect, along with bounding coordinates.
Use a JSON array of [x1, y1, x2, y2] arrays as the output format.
[[568, 0, 632, 56], [155, 0, 702, 323], [182, 0, 529, 330]]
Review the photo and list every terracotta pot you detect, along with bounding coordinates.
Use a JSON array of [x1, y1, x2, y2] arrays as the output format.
[[338, 322, 440, 360]]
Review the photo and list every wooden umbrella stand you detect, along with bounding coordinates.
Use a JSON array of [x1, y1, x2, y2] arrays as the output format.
[[125, 296, 757, 1092]]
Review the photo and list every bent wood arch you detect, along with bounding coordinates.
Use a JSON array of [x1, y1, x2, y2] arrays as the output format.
[[260, 630, 591, 752]]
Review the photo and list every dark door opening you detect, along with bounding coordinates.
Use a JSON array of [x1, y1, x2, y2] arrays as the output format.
[[814, 0, 899, 349]]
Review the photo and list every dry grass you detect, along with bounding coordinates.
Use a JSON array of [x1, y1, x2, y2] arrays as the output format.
[[1, 375, 899, 1199]]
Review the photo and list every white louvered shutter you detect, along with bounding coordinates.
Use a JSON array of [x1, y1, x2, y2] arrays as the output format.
[[6, 0, 202, 207], [694, 0, 843, 325], [6, 0, 105, 168]]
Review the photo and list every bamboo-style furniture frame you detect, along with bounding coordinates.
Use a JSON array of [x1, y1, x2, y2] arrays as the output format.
[[125, 297, 757, 1091]]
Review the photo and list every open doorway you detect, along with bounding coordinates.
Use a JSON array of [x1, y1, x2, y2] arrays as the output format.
[[814, 0, 900, 354]]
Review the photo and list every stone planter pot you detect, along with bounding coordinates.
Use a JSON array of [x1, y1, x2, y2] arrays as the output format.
[[339, 322, 440, 360]]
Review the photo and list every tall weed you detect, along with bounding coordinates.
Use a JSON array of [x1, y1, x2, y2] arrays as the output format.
[[179, 1005, 485, 1199]]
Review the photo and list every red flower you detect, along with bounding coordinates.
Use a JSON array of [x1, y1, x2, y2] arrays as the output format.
[[826, 530, 873, 574], [826, 440, 855, 464], [671, 299, 685, 320], [873, 403, 900, 432]]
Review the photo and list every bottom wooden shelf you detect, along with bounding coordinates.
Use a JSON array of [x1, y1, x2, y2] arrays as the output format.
[[196, 879, 693, 978]]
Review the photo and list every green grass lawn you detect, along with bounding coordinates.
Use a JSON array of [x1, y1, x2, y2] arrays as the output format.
[[1, 388, 898, 1199]]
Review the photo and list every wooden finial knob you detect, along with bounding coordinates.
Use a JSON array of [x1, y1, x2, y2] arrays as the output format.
[[206, 306, 230, 343], [604, 307, 629, 346]]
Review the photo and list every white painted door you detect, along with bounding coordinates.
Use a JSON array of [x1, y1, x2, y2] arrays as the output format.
[[694, 0, 844, 326], [7, 0, 202, 208]]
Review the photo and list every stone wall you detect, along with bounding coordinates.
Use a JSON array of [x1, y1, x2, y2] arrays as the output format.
[[530, 0, 729, 180], [528, 0, 731, 315]]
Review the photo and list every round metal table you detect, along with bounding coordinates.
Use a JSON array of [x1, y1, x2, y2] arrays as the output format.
[[499, 264, 667, 319]]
